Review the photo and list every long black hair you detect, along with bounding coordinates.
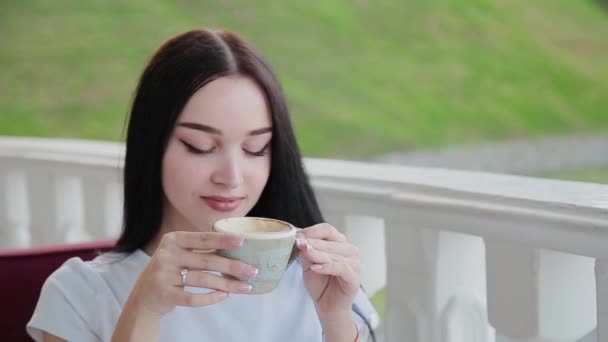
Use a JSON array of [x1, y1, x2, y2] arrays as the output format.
[[114, 29, 322, 252], [114, 29, 375, 340]]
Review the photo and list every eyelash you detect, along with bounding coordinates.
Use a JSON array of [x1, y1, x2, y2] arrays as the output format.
[[180, 140, 269, 157], [248, 144, 270, 157]]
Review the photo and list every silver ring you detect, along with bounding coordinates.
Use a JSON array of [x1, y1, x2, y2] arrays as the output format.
[[180, 268, 189, 287]]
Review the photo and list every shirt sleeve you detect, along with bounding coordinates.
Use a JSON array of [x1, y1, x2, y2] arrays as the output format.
[[352, 287, 380, 340], [26, 258, 101, 342]]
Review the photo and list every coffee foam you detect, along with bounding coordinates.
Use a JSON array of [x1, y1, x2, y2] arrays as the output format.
[[215, 217, 291, 234]]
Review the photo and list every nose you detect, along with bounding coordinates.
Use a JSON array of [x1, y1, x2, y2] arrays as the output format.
[[210, 153, 243, 189]]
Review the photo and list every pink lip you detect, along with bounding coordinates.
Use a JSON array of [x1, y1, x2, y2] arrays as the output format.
[[201, 196, 244, 212]]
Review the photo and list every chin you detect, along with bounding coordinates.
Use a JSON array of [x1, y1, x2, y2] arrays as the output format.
[[200, 209, 251, 230]]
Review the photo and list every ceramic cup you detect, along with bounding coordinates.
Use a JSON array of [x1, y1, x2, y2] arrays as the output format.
[[213, 217, 298, 294]]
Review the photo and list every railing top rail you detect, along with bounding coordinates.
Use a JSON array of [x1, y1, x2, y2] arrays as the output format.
[[0, 136, 124, 167], [2, 136, 607, 211], [2, 136, 608, 256], [306, 158, 608, 212]]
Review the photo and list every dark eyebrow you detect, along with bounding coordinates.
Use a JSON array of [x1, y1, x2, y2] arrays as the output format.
[[178, 122, 222, 135], [247, 127, 273, 136], [177, 122, 272, 136]]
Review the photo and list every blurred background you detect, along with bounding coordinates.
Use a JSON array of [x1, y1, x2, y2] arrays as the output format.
[[1, 0, 607, 182], [1, 2, 608, 341]]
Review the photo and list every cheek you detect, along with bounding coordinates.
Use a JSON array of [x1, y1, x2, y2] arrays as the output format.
[[246, 159, 271, 192], [162, 149, 203, 196]]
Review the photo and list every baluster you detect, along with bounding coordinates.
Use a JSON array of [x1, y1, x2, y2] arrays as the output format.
[[0, 167, 29, 247], [25, 165, 66, 245], [324, 212, 382, 294], [57, 176, 85, 243], [82, 178, 110, 240], [104, 181, 123, 237], [80, 165, 123, 240], [344, 215, 386, 300], [485, 240, 595, 341], [384, 219, 438, 342], [438, 231, 494, 342], [323, 209, 385, 330], [384, 218, 493, 342], [0, 167, 10, 247], [596, 258, 608, 342], [24, 161, 84, 245], [3, 170, 30, 247]]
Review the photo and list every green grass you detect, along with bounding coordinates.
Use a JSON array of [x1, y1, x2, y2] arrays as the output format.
[[370, 288, 386, 320], [1, 1, 608, 157]]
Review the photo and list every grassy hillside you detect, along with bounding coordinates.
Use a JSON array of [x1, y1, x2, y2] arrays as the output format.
[[1, 0, 607, 158]]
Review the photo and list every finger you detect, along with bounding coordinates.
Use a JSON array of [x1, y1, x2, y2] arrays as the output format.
[[171, 288, 230, 307], [178, 270, 254, 294], [299, 223, 346, 243], [296, 239, 336, 265], [178, 250, 259, 279], [298, 255, 312, 272], [162, 231, 243, 251], [305, 238, 359, 258], [310, 261, 359, 287]]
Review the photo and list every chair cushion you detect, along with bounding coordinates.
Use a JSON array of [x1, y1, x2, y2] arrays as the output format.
[[0, 239, 116, 342]]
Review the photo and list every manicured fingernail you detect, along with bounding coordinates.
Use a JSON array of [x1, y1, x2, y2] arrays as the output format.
[[218, 291, 229, 299], [231, 237, 244, 248], [296, 238, 306, 248], [311, 264, 323, 271], [239, 283, 253, 293], [245, 267, 258, 278]]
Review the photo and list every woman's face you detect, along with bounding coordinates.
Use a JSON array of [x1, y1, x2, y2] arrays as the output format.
[[161, 75, 272, 233]]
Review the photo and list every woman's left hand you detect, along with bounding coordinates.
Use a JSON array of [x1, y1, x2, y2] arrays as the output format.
[[296, 223, 360, 317]]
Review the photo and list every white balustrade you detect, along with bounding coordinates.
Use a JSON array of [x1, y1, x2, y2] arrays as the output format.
[[344, 215, 386, 298], [486, 241, 596, 342], [0, 168, 28, 247], [2, 136, 608, 342], [0, 137, 123, 246], [595, 259, 608, 342]]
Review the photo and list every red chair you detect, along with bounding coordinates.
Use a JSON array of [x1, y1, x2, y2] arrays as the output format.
[[0, 239, 116, 341]]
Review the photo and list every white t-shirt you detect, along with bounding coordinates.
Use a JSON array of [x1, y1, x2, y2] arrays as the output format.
[[27, 249, 378, 342]]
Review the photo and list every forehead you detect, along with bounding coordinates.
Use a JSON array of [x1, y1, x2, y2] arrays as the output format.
[[178, 75, 272, 129]]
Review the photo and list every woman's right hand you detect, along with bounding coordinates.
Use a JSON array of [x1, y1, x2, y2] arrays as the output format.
[[128, 231, 258, 317]]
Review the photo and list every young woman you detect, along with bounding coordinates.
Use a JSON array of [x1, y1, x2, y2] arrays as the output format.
[[27, 29, 377, 342]]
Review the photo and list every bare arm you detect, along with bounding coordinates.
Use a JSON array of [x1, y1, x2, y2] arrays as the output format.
[[319, 311, 359, 342], [111, 295, 161, 342], [41, 332, 66, 342], [296, 224, 363, 342]]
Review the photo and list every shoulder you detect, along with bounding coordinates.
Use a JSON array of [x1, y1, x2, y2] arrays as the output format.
[[45, 252, 129, 294], [26, 252, 139, 341], [34, 252, 136, 316]]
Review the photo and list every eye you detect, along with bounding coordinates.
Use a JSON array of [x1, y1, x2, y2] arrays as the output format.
[[245, 144, 270, 157], [179, 140, 215, 155]]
